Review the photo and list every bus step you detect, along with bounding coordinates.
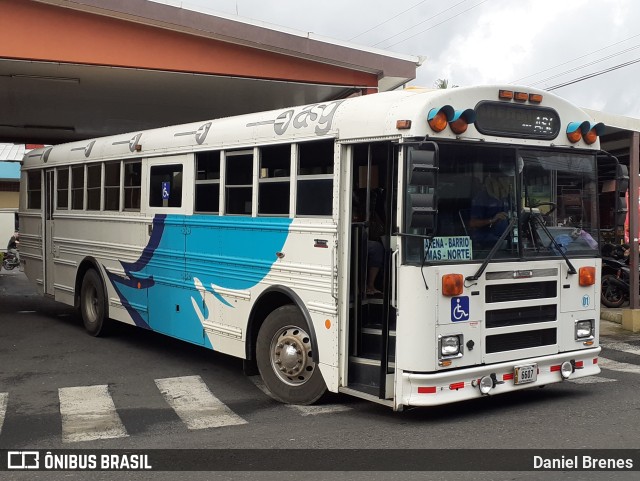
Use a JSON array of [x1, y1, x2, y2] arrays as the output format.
[[348, 356, 395, 396], [360, 327, 396, 358]]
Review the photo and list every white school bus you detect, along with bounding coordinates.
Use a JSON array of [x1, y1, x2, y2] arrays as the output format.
[[20, 86, 611, 410]]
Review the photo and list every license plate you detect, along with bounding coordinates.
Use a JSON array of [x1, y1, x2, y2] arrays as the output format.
[[514, 364, 537, 385]]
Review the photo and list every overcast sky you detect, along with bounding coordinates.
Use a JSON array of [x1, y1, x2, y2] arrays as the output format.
[[153, 0, 640, 119]]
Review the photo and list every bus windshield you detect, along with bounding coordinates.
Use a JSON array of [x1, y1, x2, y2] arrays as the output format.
[[403, 143, 600, 263]]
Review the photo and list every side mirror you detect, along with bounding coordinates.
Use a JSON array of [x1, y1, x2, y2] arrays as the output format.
[[405, 143, 438, 232], [616, 164, 629, 226]]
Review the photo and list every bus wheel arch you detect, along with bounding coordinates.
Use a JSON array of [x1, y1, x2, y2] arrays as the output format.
[[75, 258, 111, 336], [248, 287, 326, 404]]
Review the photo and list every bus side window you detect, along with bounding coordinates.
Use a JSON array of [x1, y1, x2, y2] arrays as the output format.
[[225, 150, 253, 215], [27, 170, 42, 210], [71, 165, 84, 210], [258, 144, 290, 216], [195, 151, 220, 213], [296, 139, 333, 216], [56, 167, 69, 210], [149, 164, 183, 208], [124, 161, 141, 211], [104, 162, 121, 211]]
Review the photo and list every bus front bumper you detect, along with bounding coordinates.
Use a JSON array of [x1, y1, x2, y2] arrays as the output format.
[[399, 347, 601, 407]]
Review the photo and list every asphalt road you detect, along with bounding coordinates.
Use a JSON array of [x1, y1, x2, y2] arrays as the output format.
[[1, 269, 640, 480]]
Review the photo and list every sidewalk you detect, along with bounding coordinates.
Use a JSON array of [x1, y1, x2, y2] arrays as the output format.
[[600, 307, 640, 339]]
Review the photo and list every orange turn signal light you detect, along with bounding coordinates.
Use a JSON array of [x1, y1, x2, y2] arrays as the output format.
[[428, 111, 449, 132], [442, 274, 464, 296], [396, 119, 412, 130], [584, 128, 598, 145], [567, 129, 582, 143], [449, 118, 468, 134], [579, 266, 596, 286]]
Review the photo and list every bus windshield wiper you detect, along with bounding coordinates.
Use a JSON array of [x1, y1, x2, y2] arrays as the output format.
[[529, 214, 577, 275], [466, 217, 516, 282]]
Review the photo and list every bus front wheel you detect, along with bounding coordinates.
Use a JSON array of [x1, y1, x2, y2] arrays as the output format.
[[256, 305, 326, 405], [80, 269, 110, 337]]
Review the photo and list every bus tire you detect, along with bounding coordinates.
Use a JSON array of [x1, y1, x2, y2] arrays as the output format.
[[80, 269, 110, 337], [256, 305, 326, 405]]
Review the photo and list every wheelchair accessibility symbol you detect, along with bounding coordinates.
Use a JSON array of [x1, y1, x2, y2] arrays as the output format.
[[451, 296, 470, 322], [162, 182, 170, 200]]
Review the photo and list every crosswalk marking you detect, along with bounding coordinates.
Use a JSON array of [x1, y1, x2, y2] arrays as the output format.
[[601, 340, 640, 356], [155, 376, 247, 429], [599, 357, 640, 375], [569, 376, 616, 384], [249, 376, 352, 416], [0, 392, 7, 435], [58, 385, 128, 443]]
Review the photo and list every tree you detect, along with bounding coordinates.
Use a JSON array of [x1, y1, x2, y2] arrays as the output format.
[[434, 78, 458, 89]]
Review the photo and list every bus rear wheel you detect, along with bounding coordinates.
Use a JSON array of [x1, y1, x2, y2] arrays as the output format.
[[256, 305, 326, 405], [80, 269, 110, 336]]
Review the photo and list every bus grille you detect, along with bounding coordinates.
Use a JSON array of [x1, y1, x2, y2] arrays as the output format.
[[486, 305, 557, 328], [485, 281, 556, 303], [486, 328, 557, 354]]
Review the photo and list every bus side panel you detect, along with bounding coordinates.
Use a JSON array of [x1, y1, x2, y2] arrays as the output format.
[[19, 213, 44, 294], [264, 219, 339, 391]]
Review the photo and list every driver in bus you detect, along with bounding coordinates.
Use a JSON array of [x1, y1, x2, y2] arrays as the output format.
[[469, 162, 517, 248]]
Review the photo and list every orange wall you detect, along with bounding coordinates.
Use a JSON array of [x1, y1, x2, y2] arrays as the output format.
[[0, 0, 377, 87]]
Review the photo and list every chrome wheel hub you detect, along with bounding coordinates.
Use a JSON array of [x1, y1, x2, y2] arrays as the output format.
[[270, 325, 315, 386]]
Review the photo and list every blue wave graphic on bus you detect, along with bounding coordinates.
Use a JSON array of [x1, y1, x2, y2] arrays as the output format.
[[106, 214, 292, 348]]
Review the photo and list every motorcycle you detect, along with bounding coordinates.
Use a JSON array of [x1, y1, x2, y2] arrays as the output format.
[[601, 243, 632, 308], [1, 250, 20, 271]]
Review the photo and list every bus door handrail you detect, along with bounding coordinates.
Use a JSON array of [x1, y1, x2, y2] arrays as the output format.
[[390, 249, 399, 309]]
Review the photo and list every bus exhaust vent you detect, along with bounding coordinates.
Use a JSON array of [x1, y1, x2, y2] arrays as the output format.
[[486, 328, 557, 354]]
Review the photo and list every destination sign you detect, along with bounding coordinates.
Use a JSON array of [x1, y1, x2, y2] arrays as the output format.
[[424, 236, 472, 261], [475, 102, 560, 140]]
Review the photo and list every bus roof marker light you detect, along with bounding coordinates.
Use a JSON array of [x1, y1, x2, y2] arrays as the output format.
[[498, 90, 513, 100], [449, 109, 476, 135], [529, 93, 543, 103], [427, 105, 454, 132], [514, 92, 528, 102]]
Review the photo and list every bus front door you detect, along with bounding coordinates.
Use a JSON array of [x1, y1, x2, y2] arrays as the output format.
[[347, 142, 397, 400]]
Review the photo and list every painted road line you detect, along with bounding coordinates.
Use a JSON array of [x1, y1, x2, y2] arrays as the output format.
[[569, 376, 616, 384], [59, 385, 128, 443], [0, 392, 7, 435], [600, 340, 640, 356], [249, 376, 352, 416], [155, 375, 247, 429], [598, 357, 640, 375]]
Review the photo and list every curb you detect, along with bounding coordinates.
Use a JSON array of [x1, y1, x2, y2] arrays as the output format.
[[601, 309, 622, 324]]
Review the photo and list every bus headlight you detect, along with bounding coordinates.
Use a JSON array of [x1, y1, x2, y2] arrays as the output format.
[[575, 320, 594, 340], [439, 334, 463, 359]]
